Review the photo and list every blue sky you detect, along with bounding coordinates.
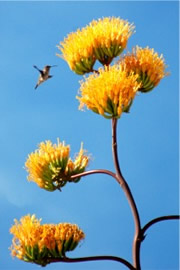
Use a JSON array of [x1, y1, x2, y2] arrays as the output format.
[[0, 1, 179, 270]]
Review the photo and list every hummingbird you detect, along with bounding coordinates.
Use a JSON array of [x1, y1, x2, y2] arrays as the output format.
[[33, 65, 57, 89]]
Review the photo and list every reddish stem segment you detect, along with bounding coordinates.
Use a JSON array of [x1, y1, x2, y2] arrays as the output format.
[[111, 118, 141, 269], [70, 169, 116, 180], [142, 215, 180, 236], [49, 255, 135, 270]]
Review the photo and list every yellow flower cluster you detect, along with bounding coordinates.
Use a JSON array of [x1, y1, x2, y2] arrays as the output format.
[[57, 17, 134, 74], [77, 65, 141, 119], [120, 46, 168, 92], [25, 139, 89, 191], [10, 215, 85, 266]]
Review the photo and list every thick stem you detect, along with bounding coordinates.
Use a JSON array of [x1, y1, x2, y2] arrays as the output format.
[[111, 118, 141, 269], [49, 255, 135, 270], [111, 118, 122, 181]]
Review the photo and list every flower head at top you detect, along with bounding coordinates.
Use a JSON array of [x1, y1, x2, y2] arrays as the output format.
[[25, 139, 89, 191], [10, 214, 85, 266], [77, 65, 141, 119], [119, 46, 168, 92], [57, 17, 134, 74]]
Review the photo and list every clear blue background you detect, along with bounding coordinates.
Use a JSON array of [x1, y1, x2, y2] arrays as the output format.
[[0, 1, 179, 270]]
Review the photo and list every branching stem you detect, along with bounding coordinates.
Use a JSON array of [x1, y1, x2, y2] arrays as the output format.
[[68, 119, 179, 270], [142, 215, 180, 236], [70, 169, 116, 180], [49, 255, 135, 270]]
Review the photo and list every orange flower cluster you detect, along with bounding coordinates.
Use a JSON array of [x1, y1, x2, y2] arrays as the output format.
[[57, 17, 134, 74], [57, 17, 168, 119], [77, 65, 141, 118], [119, 46, 168, 92], [10, 215, 85, 266], [25, 139, 89, 191]]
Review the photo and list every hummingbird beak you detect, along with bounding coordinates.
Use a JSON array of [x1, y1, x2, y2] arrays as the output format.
[[50, 65, 58, 68]]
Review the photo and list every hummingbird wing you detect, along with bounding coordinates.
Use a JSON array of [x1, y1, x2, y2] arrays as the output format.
[[33, 65, 43, 75]]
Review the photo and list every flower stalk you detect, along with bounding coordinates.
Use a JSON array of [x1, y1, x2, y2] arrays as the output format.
[[111, 118, 141, 269], [69, 122, 180, 270], [49, 255, 135, 270]]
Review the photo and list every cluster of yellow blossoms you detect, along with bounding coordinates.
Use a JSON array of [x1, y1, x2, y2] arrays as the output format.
[[77, 65, 141, 118], [25, 139, 89, 191], [57, 17, 134, 74], [58, 16, 167, 119], [119, 46, 168, 92], [10, 215, 85, 266], [77, 46, 167, 118]]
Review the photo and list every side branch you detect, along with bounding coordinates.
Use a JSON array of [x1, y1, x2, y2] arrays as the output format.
[[49, 255, 135, 270], [70, 169, 116, 180], [142, 215, 180, 236]]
